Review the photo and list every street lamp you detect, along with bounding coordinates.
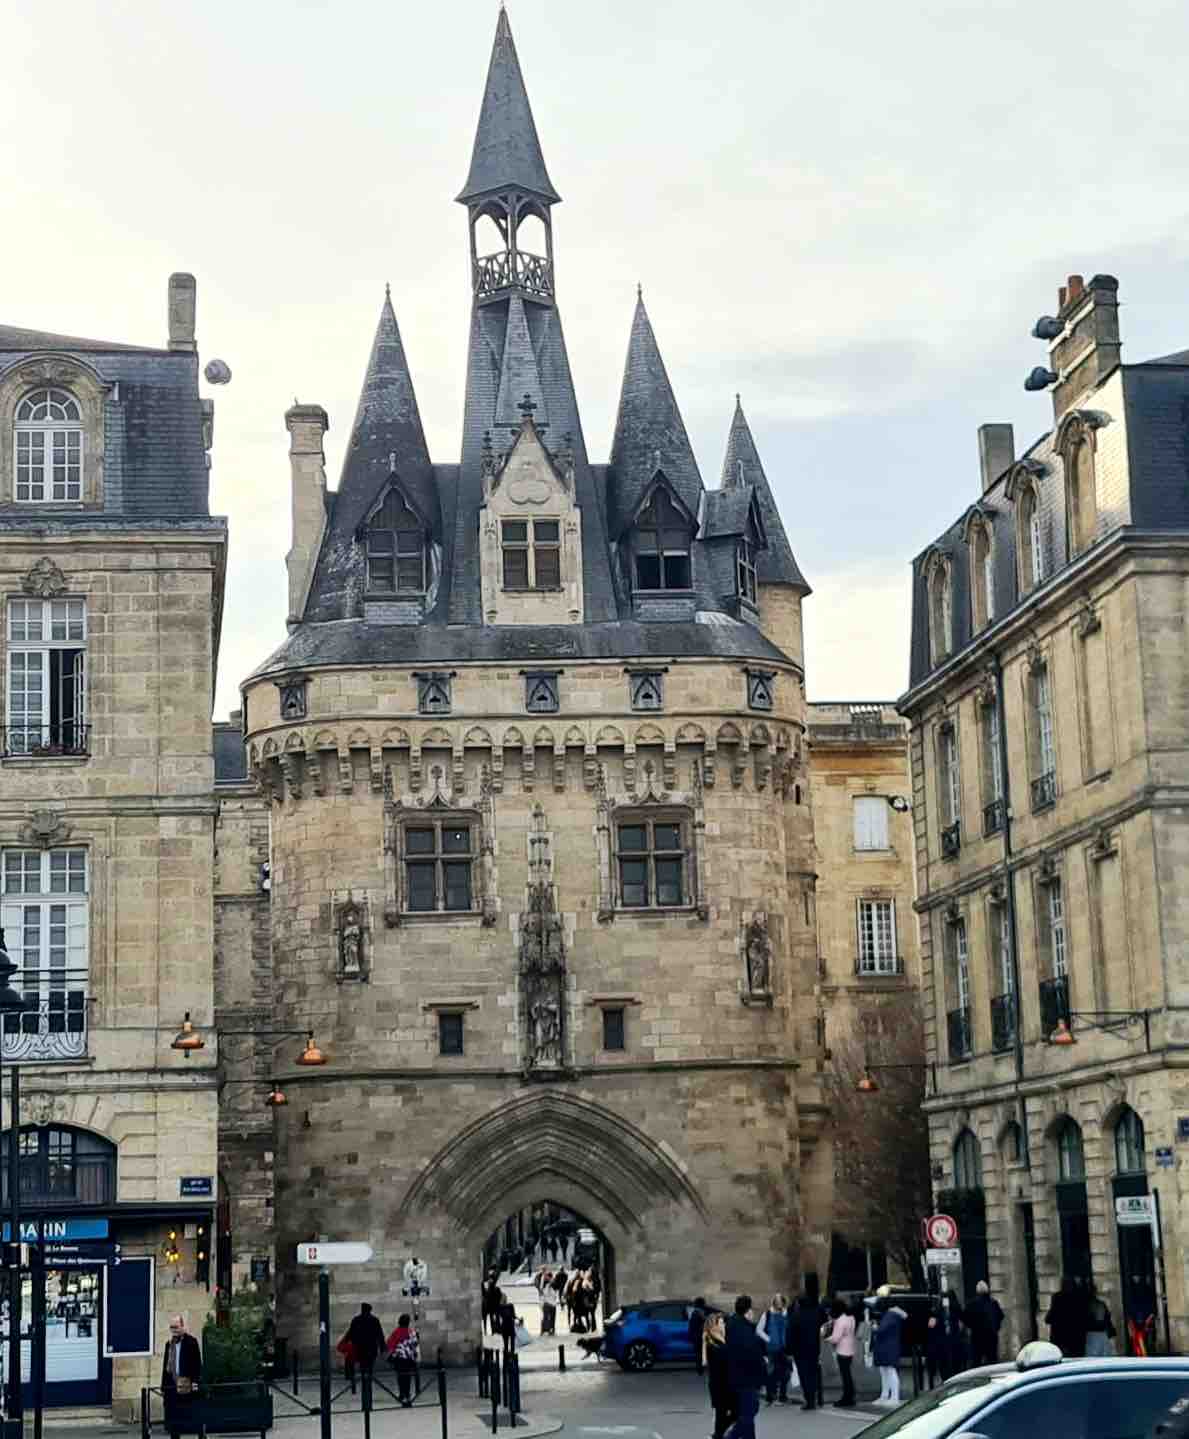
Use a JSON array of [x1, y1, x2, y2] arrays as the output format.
[[0, 929, 40, 1438], [170, 1013, 205, 1055], [854, 1058, 938, 1096], [170, 1018, 329, 1067], [1048, 1009, 1153, 1052]]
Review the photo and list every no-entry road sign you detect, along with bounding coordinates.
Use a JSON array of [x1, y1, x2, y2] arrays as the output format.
[[296, 1242, 374, 1266], [923, 1213, 959, 1248]]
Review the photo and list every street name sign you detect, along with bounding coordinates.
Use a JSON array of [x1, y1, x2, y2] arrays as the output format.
[[1115, 1196, 1155, 1226], [297, 1242, 374, 1265], [925, 1247, 962, 1267]]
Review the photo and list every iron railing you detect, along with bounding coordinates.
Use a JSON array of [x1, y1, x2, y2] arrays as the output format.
[[1039, 974, 1072, 1034], [1031, 770, 1057, 812], [983, 798, 1005, 837], [474, 251, 554, 301], [3, 723, 90, 758], [947, 1006, 973, 1061], [990, 993, 1016, 1052], [0, 971, 88, 1060], [940, 821, 961, 859]]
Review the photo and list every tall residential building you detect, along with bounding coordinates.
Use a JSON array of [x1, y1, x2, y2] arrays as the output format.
[[901, 273, 1189, 1351], [0, 281, 225, 1414], [243, 10, 827, 1353]]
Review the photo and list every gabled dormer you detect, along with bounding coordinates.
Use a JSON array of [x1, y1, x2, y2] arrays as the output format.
[[479, 396, 582, 625], [360, 474, 441, 624], [699, 482, 767, 620]]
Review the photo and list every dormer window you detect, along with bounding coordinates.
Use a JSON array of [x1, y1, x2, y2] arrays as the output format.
[[737, 538, 758, 605], [15, 390, 82, 502], [925, 553, 952, 665], [366, 490, 426, 594], [634, 492, 691, 591], [968, 518, 994, 631]]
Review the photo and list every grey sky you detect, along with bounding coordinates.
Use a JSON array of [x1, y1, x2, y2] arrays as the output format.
[[8, 0, 1189, 717]]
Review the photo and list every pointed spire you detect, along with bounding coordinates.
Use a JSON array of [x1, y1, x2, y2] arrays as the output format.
[[608, 292, 704, 537], [457, 9, 560, 206], [720, 395, 809, 591], [494, 292, 549, 430]]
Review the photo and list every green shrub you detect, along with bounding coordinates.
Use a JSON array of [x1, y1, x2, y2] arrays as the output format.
[[202, 1289, 270, 1384]]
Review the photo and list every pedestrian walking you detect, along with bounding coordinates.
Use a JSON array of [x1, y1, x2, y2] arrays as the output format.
[[723, 1296, 766, 1439], [755, 1294, 789, 1404], [1046, 1276, 1088, 1358], [386, 1313, 420, 1407], [161, 1314, 202, 1439], [1084, 1283, 1117, 1357], [344, 1302, 387, 1379], [496, 1289, 518, 1355], [785, 1294, 822, 1411], [823, 1299, 856, 1408], [688, 1297, 708, 1376], [481, 1271, 500, 1335], [964, 1281, 1004, 1367], [704, 1312, 734, 1439], [871, 1294, 909, 1407], [925, 1290, 966, 1386]]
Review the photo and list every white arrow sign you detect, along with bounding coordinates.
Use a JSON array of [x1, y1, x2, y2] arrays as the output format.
[[297, 1242, 374, 1266]]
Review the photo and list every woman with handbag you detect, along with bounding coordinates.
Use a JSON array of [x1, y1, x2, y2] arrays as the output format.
[[386, 1314, 420, 1406]]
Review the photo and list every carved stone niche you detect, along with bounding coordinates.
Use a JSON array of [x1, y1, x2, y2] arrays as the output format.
[[18, 810, 71, 849], [276, 675, 309, 722], [22, 558, 68, 599], [333, 893, 368, 982], [1036, 851, 1061, 886], [741, 910, 774, 1007]]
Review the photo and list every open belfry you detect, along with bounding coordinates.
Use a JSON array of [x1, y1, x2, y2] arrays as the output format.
[[242, 9, 829, 1350]]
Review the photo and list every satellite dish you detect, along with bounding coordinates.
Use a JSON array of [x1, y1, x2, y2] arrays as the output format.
[[204, 359, 232, 385]]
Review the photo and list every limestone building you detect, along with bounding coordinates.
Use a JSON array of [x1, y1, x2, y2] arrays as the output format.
[[243, 11, 828, 1354], [0, 283, 225, 1413], [901, 273, 1189, 1352]]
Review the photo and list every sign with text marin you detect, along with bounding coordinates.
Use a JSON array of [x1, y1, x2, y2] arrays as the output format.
[[179, 1176, 214, 1197], [2, 1218, 109, 1242]]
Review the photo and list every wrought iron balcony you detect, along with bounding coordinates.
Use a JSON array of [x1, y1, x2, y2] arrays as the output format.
[[947, 1006, 973, 1062], [1039, 974, 1072, 1034], [990, 993, 1017, 1052], [0, 973, 88, 1061], [940, 821, 961, 859], [474, 250, 554, 302], [1031, 769, 1057, 812], [983, 798, 1005, 837], [3, 723, 90, 758]]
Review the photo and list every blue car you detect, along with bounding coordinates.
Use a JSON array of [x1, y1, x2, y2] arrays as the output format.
[[601, 1300, 694, 1371]]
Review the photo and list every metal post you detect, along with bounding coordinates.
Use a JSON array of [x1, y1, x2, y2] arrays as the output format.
[[31, 1241, 44, 1439], [292, 1348, 299, 1397], [7, 1059, 20, 1434], [490, 1350, 499, 1433], [437, 1358, 447, 1439], [318, 1270, 331, 1439], [558, 1343, 565, 1372], [1154, 1189, 1172, 1354], [140, 1386, 149, 1439], [361, 1369, 371, 1439]]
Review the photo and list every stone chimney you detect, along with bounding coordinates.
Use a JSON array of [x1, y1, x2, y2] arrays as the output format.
[[285, 404, 330, 629], [168, 273, 197, 352], [1049, 273, 1120, 421], [977, 424, 1014, 493]]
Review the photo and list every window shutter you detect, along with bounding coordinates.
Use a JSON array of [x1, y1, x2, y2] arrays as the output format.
[[854, 797, 888, 851]]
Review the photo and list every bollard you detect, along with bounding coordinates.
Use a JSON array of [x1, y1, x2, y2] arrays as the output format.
[[491, 1350, 499, 1433], [362, 1370, 373, 1439], [477, 1345, 486, 1398], [140, 1387, 150, 1439], [438, 1362, 448, 1439], [558, 1343, 566, 1372], [292, 1349, 300, 1398]]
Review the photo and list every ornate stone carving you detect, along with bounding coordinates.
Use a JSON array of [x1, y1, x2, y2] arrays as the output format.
[[743, 911, 773, 999], [18, 810, 71, 849], [1076, 599, 1101, 638], [22, 558, 68, 599], [27, 1092, 68, 1128], [336, 895, 366, 980], [521, 808, 568, 1077]]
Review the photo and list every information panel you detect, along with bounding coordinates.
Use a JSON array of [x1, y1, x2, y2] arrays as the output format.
[[104, 1257, 155, 1357]]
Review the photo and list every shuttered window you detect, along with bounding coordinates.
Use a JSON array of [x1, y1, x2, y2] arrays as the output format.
[[853, 796, 890, 851]]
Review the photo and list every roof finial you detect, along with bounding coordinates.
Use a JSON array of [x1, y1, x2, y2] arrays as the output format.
[[385, 282, 391, 301], [637, 282, 643, 301]]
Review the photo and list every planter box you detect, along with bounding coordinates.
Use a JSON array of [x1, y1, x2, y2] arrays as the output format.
[[166, 1384, 273, 1437]]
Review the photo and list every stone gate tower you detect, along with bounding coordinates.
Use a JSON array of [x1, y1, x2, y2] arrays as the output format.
[[244, 10, 826, 1353]]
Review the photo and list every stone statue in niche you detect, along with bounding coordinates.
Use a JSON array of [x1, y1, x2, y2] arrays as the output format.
[[745, 911, 772, 995], [521, 815, 568, 1074], [338, 900, 364, 979]]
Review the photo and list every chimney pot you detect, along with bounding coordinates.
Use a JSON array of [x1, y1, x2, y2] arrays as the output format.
[[168, 272, 197, 352], [1067, 274, 1085, 302], [1058, 286, 1068, 309]]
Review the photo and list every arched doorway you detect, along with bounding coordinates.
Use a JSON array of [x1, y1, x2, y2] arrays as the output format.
[[1054, 1117, 1091, 1283], [397, 1090, 706, 1357], [940, 1127, 987, 1302], [1112, 1107, 1156, 1350]]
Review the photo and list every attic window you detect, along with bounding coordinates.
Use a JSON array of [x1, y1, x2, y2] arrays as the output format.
[[628, 671, 664, 712], [416, 672, 453, 716], [737, 538, 758, 605], [15, 389, 83, 503], [634, 492, 691, 591], [366, 490, 426, 594], [524, 671, 560, 714], [746, 669, 774, 712]]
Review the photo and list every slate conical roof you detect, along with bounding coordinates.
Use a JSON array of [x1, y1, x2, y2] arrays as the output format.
[[494, 292, 549, 430], [607, 292, 705, 539], [721, 396, 809, 591], [300, 290, 441, 623], [457, 10, 560, 206]]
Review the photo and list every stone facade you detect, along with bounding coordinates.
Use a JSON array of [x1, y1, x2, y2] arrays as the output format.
[[0, 285, 226, 1416], [901, 271, 1189, 1355]]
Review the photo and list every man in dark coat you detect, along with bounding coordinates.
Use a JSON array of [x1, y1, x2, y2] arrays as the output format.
[[1045, 1276, 1088, 1357], [965, 1281, 1004, 1367], [346, 1302, 387, 1377], [785, 1295, 823, 1411], [162, 1315, 203, 1439], [688, 1298, 708, 1376], [724, 1296, 766, 1439]]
